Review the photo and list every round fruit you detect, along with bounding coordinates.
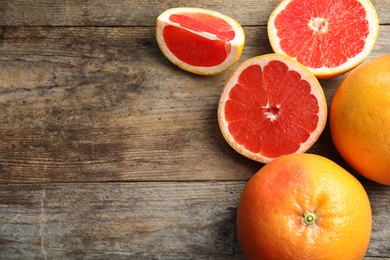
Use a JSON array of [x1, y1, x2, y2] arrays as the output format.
[[330, 54, 390, 185], [267, 0, 379, 78], [218, 54, 327, 164], [156, 7, 245, 75], [236, 153, 372, 260]]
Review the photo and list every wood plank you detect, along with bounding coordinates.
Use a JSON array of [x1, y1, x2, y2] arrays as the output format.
[[0, 26, 261, 183], [0, 182, 243, 259], [0, 0, 276, 27], [1, 26, 390, 182], [0, 0, 389, 26], [0, 181, 389, 259]]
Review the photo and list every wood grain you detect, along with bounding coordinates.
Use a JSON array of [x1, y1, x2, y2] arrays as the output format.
[[1, 181, 389, 259], [0, 182, 243, 259], [1, 26, 390, 182], [0, 1, 302, 26], [1, 0, 390, 259], [1, 0, 390, 26]]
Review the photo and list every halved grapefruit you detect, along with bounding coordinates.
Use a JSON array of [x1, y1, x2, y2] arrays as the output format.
[[218, 54, 327, 163], [156, 7, 245, 75], [267, 0, 379, 78]]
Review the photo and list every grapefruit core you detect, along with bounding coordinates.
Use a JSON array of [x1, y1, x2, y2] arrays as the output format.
[[156, 8, 245, 75], [218, 54, 327, 164], [268, 0, 379, 78]]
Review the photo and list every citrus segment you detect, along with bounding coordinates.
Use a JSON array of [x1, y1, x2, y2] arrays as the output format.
[[268, 0, 379, 78], [330, 54, 390, 185], [236, 153, 372, 259], [162, 26, 231, 67], [218, 54, 327, 163], [168, 13, 235, 41], [156, 8, 245, 75]]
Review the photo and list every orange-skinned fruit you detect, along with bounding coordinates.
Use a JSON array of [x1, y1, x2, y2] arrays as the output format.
[[236, 153, 372, 260], [330, 54, 390, 185]]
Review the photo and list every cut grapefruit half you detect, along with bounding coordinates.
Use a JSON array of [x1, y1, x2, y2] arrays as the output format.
[[267, 0, 379, 78], [218, 54, 327, 163], [156, 7, 245, 75]]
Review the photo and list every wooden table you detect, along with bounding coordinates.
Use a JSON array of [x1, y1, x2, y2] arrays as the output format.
[[1, 1, 389, 259]]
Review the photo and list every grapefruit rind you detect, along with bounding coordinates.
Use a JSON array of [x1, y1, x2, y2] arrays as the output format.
[[330, 54, 390, 185], [218, 54, 327, 163], [156, 7, 245, 75], [267, 0, 379, 79]]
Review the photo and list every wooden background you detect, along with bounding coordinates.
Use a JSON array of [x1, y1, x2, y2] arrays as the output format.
[[1, 0, 390, 259]]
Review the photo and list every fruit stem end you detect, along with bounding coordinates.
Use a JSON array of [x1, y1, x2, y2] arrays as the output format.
[[302, 211, 318, 226]]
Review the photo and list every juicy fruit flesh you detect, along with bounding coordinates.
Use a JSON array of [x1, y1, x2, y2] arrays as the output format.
[[224, 60, 320, 158], [163, 26, 230, 67], [164, 12, 235, 67], [169, 13, 235, 41], [275, 0, 369, 68]]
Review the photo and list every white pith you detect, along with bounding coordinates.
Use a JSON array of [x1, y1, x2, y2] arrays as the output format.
[[308, 17, 328, 34], [263, 102, 280, 122]]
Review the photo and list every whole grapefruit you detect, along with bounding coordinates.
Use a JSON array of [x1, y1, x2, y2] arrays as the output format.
[[236, 153, 372, 259], [330, 54, 390, 185]]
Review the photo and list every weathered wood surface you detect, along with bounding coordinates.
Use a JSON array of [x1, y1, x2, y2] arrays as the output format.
[[1, 0, 390, 26], [1, 182, 390, 259], [0, 182, 243, 259], [1, 26, 390, 183], [1, 0, 390, 259]]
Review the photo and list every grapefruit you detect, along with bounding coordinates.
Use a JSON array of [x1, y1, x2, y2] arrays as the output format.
[[236, 153, 372, 260], [156, 7, 245, 75], [267, 0, 379, 78], [218, 54, 327, 163], [330, 54, 390, 185]]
